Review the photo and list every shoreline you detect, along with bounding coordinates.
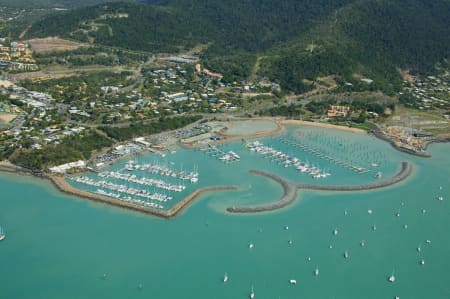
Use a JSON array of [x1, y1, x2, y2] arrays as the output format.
[[280, 119, 367, 134], [0, 117, 428, 218]]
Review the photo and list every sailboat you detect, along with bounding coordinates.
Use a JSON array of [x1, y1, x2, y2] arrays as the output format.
[[0, 226, 5, 241], [388, 270, 396, 283], [314, 267, 320, 276], [250, 285, 255, 299], [223, 272, 228, 283]]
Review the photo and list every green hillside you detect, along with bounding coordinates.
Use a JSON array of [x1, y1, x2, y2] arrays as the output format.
[[24, 0, 450, 93], [0, 0, 137, 9]]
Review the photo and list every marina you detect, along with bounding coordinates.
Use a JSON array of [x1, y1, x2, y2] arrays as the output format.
[[1, 121, 449, 299]]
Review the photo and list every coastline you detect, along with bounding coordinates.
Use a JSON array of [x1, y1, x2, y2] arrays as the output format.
[[280, 119, 367, 134], [0, 117, 424, 218]]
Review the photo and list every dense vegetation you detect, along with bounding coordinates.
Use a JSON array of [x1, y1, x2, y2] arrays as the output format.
[[22, 0, 450, 93], [9, 130, 113, 170], [0, 0, 139, 9], [100, 114, 202, 141]]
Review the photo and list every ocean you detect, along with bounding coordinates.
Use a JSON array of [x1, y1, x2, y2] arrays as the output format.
[[0, 125, 449, 299]]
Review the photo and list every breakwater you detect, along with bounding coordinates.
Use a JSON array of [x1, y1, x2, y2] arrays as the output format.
[[49, 175, 237, 218], [227, 161, 412, 214], [227, 170, 298, 213]]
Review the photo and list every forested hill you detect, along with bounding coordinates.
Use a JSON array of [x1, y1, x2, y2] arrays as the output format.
[[25, 0, 450, 93], [0, 0, 138, 9]]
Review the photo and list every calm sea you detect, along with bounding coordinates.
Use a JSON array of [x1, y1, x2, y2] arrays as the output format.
[[1, 126, 449, 299]]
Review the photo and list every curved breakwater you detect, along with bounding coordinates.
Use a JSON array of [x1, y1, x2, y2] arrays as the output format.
[[227, 161, 412, 213], [49, 175, 237, 218]]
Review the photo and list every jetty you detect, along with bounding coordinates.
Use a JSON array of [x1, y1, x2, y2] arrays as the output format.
[[227, 161, 412, 214]]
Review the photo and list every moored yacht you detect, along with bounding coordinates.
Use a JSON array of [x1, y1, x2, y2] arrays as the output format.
[[223, 272, 228, 283], [388, 271, 396, 283], [344, 250, 349, 259], [250, 285, 255, 299], [0, 226, 5, 241], [314, 267, 319, 276]]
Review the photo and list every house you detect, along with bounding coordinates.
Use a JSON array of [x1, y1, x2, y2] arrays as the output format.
[[327, 105, 350, 118]]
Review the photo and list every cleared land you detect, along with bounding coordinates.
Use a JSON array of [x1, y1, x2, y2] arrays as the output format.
[[0, 113, 16, 124], [27, 37, 88, 53]]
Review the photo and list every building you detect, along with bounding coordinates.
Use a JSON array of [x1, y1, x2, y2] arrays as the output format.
[[327, 105, 350, 118]]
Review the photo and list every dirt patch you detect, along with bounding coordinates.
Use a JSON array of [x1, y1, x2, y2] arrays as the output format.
[[27, 37, 89, 53], [0, 113, 17, 124], [399, 69, 417, 83]]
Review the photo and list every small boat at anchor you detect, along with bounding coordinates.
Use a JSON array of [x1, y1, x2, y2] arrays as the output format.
[[250, 285, 255, 299], [314, 267, 319, 276], [0, 226, 5, 241], [223, 272, 228, 283]]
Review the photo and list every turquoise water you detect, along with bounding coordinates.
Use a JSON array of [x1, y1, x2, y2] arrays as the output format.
[[1, 126, 449, 299]]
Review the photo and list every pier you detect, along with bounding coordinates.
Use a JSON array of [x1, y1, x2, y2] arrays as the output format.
[[227, 161, 412, 214]]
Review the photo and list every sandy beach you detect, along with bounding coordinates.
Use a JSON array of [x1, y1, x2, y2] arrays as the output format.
[[280, 119, 366, 133]]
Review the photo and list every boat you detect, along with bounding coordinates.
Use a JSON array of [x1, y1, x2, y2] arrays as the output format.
[[314, 267, 319, 276], [374, 172, 382, 179], [289, 279, 297, 285], [344, 250, 349, 259], [388, 271, 396, 283], [0, 226, 4, 241], [420, 260, 425, 266], [249, 243, 254, 249], [360, 240, 365, 247], [437, 196, 443, 201], [223, 272, 228, 283], [333, 228, 338, 236], [250, 285, 255, 299]]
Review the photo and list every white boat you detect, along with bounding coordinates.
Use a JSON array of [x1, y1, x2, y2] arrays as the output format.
[[437, 196, 443, 201], [314, 267, 319, 276], [420, 260, 425, 266], [250, 285, 255, 299], [344, 250, 349, 259], [289, 279, 297, 285], [388, 271, 396, 283], [360, 240, 365, 247], [223, 272, 228, 283], [0, 226, 4, 241], [249, 243, 254, 249], [333, 228, 338, 236]]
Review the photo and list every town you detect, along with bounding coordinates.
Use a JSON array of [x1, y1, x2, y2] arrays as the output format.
[[0, 35, 449, 173]]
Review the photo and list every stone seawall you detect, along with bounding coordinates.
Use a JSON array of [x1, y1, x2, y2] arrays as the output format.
[[49, 175, 237, 218], [227, 162, 412, 214], [227, 170, 297, 213]]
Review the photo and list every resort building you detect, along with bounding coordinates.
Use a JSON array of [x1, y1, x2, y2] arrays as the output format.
[[327, 105, 350, 118]]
